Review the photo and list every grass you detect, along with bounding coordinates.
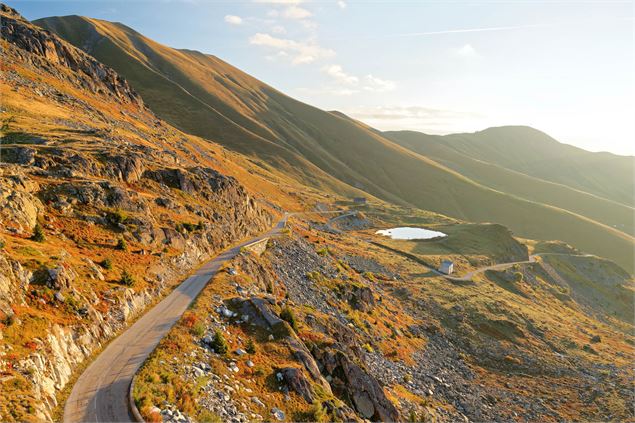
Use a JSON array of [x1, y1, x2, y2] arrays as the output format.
[[37, 14, 635, 273], [386, 129, 634, 234]]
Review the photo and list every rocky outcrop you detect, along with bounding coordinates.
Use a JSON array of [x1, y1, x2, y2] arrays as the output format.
[[0, 4, 142, 106], [279, 367, 316, 402], [102, 153, 146, 183], [12, 285, 161, 420], [0, 170, 43, 233], [313, 347, 400, 422]]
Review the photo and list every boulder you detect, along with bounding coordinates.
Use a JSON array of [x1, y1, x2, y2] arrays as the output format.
[[46, 265, 76, 290], [0, 181, 42, 231], [280, 367, 315, 402], [313, 348, 400, 422], [104, 154, 145, 183]]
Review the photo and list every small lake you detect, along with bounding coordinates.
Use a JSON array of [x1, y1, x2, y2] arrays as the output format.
[[375, 227, 447, 240]]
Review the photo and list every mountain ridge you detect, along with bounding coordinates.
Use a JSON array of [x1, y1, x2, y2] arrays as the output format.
[[34, 14, 635, 272]]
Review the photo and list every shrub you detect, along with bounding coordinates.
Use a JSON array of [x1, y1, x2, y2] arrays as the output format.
[[116, 238, 127, 251], [196, 221, 205, 231], [362, 343, 374, 353], [280, 306, 298, 331], [183, 312, 198, 328], [140, 406, 162, 423], [309, 401, 328, 422], [100, 258, 113, 270], [316, 247, 330, 256], [191, 322, 205, 337], [181, 222, 197, 232], [0, 238, 5, 249], [108, 210, 128, 225], [120, 270, 135, 286], [513, 272, 524, 283], [210, 330, 228, 354], [31, 223, 45, 242], [245, 338, 256, 354]]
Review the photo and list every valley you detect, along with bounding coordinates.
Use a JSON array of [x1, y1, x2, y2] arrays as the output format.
[[0, 3, 633, 423]]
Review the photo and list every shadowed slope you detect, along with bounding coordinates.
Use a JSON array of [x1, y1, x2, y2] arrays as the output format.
[[36, 15, 635, 272], [385, 130, 634, 236]]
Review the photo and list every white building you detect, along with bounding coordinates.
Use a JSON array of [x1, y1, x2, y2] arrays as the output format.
[[439, 260, 454, 275]]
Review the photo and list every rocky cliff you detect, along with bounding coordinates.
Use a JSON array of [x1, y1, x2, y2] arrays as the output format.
[[0, 5, 274, 420]]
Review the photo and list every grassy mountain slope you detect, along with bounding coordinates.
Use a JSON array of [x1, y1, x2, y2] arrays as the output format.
[[36, 15, 635, 273], [385, 130, 634, 236], [396, 126, 633, 206]]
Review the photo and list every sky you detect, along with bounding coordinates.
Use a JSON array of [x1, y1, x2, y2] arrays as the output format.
[[11, 0, 635, 156]]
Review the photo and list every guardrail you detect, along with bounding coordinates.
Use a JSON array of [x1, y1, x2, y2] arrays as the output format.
[[242, 237, 269, 255]]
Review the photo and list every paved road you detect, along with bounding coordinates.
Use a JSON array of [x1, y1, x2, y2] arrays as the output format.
[[445, 253, 593, 281], [63, 215, 291, 423]]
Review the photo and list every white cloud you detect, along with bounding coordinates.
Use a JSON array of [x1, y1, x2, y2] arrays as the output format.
[[282, 5, 312, 19], [224, 15, 243, 25], [363, 74, 396, 92], [456, 43, 479, 58], [271, 25, 286, 34], [322, 65, 359, 84], [320, 64, 396, 94], [249, 33, 335, 65], [337, 1, 347, 9]]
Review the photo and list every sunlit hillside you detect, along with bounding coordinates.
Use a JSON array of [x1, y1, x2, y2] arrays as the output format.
[[35, 16, 635, 272]]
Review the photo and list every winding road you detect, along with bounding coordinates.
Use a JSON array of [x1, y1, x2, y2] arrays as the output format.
[[447, 252, 594, 281], [62, 210, 351, 422], [62, 214, 292, 423], [62, 206, 589, 422]]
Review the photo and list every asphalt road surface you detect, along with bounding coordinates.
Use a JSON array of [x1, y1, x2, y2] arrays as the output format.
[[62, 215, 290, 423]]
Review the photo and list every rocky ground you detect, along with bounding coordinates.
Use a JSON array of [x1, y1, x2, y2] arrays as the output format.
[[134, 213, 634, 423], [1, 4, 634, 422], [0, 5, 277, 420]]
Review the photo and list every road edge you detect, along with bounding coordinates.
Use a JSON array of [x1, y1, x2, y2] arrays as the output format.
[[129, 374, 144, 422]]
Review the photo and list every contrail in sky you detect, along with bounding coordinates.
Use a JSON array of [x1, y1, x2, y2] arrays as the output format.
[[384, 23, 551, 38]]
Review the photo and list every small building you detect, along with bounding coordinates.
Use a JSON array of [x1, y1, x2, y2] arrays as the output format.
[[439, 260, 454, 275], [353, 197, 367, 205]]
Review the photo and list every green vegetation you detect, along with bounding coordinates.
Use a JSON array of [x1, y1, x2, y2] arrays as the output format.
[[210, 330, 228, 354], [0, 115, 15, 133], [308, 401, 328, 422], [119, 269, 135, 286], [31, 223, 45, 242], [196, 410, 222, 423], [100, 258, 113, 270], [280, 306, 298, 331], [115, 238, 127, 251], [245, 338, 256, 354], [107, 209, 127, 225], [178, 222, 201, 233], [37, 15, 634, 272], [191, 322, 205, 337]]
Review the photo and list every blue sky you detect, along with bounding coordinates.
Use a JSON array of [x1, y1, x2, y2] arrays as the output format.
[[11, 0, 634, 155]]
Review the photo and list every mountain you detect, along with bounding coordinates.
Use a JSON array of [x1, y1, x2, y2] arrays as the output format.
[[0, 5, 280, 418], [34, 16, 635, 273], [384, 129, 634, 235], [2, 6, 633, 423], [386, 127, 634, 206]]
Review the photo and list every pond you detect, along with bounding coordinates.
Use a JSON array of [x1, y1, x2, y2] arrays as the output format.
[[375, 227, 447, 240]]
